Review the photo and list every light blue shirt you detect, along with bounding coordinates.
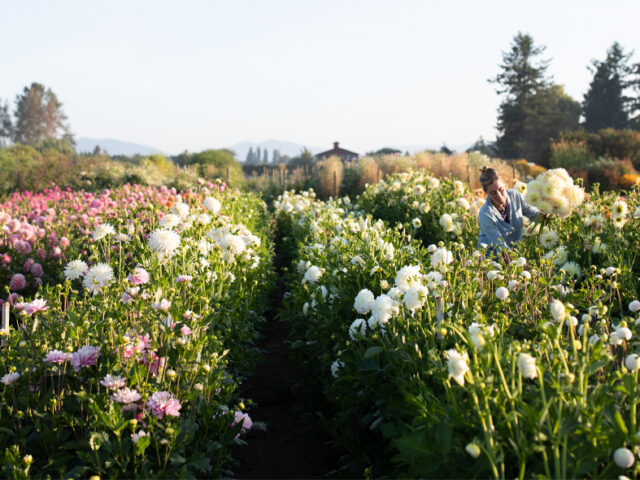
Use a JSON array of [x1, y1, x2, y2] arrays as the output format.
[[477, 189, 539, 253]]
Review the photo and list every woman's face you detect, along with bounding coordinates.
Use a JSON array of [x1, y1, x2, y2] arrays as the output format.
[[486, 179, 507, 210]]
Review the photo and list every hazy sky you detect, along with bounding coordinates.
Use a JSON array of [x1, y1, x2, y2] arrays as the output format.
[[2, 0, 639, 155]]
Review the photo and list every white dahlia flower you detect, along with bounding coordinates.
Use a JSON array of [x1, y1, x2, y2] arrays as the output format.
[[83, 263, 114, 294], [64, 259, 88, 281], [148, 229, 181, 257]]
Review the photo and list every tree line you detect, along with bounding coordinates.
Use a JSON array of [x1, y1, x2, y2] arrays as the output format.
[[483, 33, 640, 166], [2, 34, 640, 175]]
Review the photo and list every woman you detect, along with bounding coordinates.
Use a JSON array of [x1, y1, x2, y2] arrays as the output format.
[[477, 167, 539, 254]]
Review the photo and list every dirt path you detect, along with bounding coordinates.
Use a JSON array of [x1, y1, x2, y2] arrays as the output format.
[[231, 247, 340, 479]]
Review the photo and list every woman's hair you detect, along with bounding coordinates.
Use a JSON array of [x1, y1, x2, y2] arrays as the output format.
[[479, 166, 499, 192]]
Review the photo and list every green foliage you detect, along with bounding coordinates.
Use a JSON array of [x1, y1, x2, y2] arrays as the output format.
[[189, 149, 244, 188], [583, 42, 635, 132], [287, 148, 316, 169], [0, 144, 74, 194], [367, 147, 402, 156], [549, 139, 597, 169], [558, 129, 640, 170], [492, 33, 580, 166], [466, 137, 497, 157], [12, 82, 69, 145], [0, 98, 12, 146]]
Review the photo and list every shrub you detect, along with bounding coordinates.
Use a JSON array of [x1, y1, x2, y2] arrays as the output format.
[[189, 149, 245, 188], [559, 129, 640, 169], [315, 155, 343, 199], [549, 140, 597, 169]]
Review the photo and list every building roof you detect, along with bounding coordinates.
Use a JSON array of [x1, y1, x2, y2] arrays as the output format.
[[316, 141, 359, 159]]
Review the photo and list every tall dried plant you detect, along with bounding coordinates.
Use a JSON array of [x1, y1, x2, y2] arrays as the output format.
[[315, 155, 344, 199]]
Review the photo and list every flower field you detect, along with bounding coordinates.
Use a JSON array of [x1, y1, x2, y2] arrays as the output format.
[[275, 170, 640, 478], [0, 182, 274, 478], [2, 168, 640, 478]]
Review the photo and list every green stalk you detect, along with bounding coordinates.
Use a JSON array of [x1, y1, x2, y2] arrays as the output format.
[[493, 343, 513, 402]]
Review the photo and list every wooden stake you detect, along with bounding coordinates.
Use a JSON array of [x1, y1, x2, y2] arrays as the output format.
[[1, 303, 9, 347], [435, 296, 444, 341]]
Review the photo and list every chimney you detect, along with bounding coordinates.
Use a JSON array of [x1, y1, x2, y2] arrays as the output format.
[[333, 141, 339, 149]]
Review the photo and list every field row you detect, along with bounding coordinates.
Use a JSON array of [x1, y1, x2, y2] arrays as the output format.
[[0, 182, 274, 478], [275, 170, 640, 478]]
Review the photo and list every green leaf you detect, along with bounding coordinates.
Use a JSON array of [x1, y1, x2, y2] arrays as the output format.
[[613, 409, 628, 436], [434, 421, 452, 454], [134, 435, 151, 456], [363, 346, 384, 359]]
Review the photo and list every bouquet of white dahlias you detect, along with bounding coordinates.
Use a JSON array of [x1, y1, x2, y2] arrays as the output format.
[[525, 168, 585, 218]]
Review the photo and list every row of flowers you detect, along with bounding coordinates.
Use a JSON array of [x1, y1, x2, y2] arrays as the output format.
[[275, 181, 640, 478], [0, 182, 273, 478]]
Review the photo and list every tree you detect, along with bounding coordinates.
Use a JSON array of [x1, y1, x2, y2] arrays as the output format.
[[466, 137, 497, 157], [13, 82, 69, 145], [273, 148, 282, 164], [627, 61, 640, 130], [518, 85, 580, 164], [0, 99, 12, 147], [439, 144, 454, 155], [491, 32, 550, 160], [188, 149, 244, 186], [583, 42, 634, 132], [366, 147, 402, 156], [491, 32, 580, 165], [245, 147, 258, 164], [288, 148, 315, 168]]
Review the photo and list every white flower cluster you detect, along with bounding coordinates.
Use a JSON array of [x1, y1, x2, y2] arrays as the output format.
[[80, 262, 115, 295], [206, 224, 261, 263], [525, 168, 584, 218]]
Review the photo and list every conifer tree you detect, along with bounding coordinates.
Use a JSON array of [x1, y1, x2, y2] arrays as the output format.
[[583, 42, 634, 132], [491, 32, 579, 165]]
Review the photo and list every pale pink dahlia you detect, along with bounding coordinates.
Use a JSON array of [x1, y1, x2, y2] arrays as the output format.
[[23, 298, 49, 316], [100, 374, 126, 390], [70, 345, 100, 372], [232, 411, 253, 432], [113, 387, 141, 404], [1, 372, 20, 385], [146, 391, 181, 419], [43, 349, 72, 364], [128, 267, 150, 286]]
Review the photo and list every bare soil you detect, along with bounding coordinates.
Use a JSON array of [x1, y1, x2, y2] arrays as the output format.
[[231, 245, 341, 479]]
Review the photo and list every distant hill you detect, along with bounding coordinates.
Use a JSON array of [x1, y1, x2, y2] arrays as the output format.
[[75, 137, 164, 156], [228, 139, 324, 162]]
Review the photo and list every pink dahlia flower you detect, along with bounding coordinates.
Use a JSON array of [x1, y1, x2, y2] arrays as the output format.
[[128, 267, 150, 286], [146, 391, 181, 419], [100, 374, 126, 390], [43, 349, 72, 364], [30, 263, 43, 277], [70, 345, 100, 372], [1, 372, 20, 385], [232, 411, 253, 433], [9, 274, 26, 291], [113, 387, 141, 404], [23, 298, 49, 316]]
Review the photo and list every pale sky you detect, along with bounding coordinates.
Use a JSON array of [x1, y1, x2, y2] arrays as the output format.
[[2, 0, 639, 155]]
